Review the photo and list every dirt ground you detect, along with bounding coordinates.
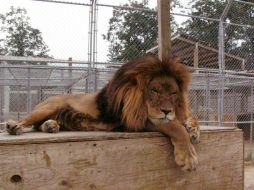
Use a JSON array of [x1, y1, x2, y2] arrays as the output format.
[[245, 163, 254, 190], [244, 142, 254, 190]]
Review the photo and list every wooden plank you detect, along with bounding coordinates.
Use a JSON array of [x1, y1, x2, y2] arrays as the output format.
[[0, 127, 243, 190], [157, 0, 171, 61], [0, 126, 239, 145], [177, 36, 245, 62], [0, 131, 163, 145], [194, 42, 199, 73]]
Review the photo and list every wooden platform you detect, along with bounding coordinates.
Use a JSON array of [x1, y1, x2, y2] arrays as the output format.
[[0, 126, 243, 190]]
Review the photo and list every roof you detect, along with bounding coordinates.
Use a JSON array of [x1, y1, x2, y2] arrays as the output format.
[[146, 35, 245, 71]]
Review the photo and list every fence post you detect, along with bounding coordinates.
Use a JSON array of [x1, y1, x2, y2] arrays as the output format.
[[157, 0, 171, 61], [217, 0, 233, 126], [194, 42, 199, 73], [251, 84, 253, 145], [93, 1, 98, 92], [88, 0, 93, 92], [27, 67, 32, 113], [88, 0, 98, 92], [0, 61, 9, 122], [68, 57, 73, 93], [2, 61, 10, 118], [205, 74, 211, 124]]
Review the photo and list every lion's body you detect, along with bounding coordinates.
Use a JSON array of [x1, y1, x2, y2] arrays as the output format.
[[6, 55, 200, 171]]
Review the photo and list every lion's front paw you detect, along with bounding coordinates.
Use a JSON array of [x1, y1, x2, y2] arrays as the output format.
[[6, 120, 23, 135], [40, 120, 60, 133], [174, 143, 198, 171], [185, 118, 200, 144], [186, 125, 200, 144]]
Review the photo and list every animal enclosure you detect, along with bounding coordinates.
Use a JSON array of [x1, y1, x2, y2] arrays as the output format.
[[0, 0, 254, 136], [0, 0, 250, 188], [0, 0, 253, 154]]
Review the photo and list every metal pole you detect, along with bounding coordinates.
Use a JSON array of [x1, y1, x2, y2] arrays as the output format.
[[233, 87, 236, 127], [88, 0, 97, 92], [93, 0, 98, 92], [218, 21, 225, 127], [0, 62, 3, 122], [3, 61, 10, 117], [88, 0, 93, 92], [85, 78, 88, 93], [32, 0, 90, 6], [217, 0, 233, 126], [27, 67, 32, 113], [250, 84, 253, 144], [206, 74, 211, 124], [217, 83, 221, 125], [68, 57, 73, 93]]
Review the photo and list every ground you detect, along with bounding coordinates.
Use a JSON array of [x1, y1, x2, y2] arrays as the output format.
[[245, 141, 254, 190], [245, 162, 254, 190]]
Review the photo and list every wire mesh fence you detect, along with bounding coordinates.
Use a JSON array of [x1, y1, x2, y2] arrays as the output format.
[[0, 0, 254, 157], [0, 57, 90, 122]]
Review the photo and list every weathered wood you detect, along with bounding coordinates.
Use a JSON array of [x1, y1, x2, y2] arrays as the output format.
[[194, 42, 199, 73], [0, 126, 243, 190], [0, 126, 236, 145], [157, 0, 171, 61]]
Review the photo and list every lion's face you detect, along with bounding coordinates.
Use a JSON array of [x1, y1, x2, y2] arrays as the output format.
[[106, 55, 191, 131], [146, 75, 179, 125]]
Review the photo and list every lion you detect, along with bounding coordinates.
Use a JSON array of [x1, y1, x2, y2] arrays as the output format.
[[6, 54, 200, 171]]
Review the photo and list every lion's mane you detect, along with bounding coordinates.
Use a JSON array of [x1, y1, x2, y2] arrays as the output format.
[[96, 55, 191, 131]]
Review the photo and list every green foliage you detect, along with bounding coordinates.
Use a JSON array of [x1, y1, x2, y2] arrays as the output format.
[[227, 2, 254, 68], [103, 1, 179, 62], [180, 0, 254, 65], [180, 0, 225, 48], [0, 7, 50, 57], [103, 1, 157, 62]]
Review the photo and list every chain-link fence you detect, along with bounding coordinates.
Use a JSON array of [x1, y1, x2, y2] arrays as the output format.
[[0, 0, 254, 158], [0, 57, 90, 122]]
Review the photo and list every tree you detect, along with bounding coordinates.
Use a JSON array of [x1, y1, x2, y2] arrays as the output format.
[[226, 1, 254, 68], [0, 7, 50, 57], [103, 0, 180, 62], [179, 0, 254, 67], [179, 0, 225, 48]]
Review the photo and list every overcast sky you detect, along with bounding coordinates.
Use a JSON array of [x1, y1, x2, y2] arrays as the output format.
[[0, 0, 188, 62]]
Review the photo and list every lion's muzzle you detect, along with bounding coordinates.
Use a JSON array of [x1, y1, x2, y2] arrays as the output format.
[[149, 109, 176, 125]]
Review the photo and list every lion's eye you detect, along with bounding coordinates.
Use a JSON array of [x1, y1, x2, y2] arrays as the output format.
[[172, 92, 177, 95], [151, 89, 159, 94]]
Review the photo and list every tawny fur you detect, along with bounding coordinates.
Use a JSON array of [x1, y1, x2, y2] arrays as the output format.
[[6, 54, 200, 171]]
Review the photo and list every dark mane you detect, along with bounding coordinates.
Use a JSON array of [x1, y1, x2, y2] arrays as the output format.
[[96, 54, 191, 131]]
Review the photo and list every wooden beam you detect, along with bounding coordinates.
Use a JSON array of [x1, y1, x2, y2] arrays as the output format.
[[194, 42, 199, 73], [177, 37, 245, 62], [241, 60, 245, 71], [0, 126, 244, 189], [157, 0, 171, 61]]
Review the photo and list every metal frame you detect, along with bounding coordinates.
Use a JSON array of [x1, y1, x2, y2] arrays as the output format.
[[217, 0, 233, 126]]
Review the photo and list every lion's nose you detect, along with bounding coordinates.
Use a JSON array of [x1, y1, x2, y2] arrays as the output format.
[[161, 109, 172, 115]]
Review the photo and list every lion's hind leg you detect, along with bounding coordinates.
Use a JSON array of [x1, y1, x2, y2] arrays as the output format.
[[6, 103, 60, 135], [38, 120, 60, 133], [6, 120, 23, 135]]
